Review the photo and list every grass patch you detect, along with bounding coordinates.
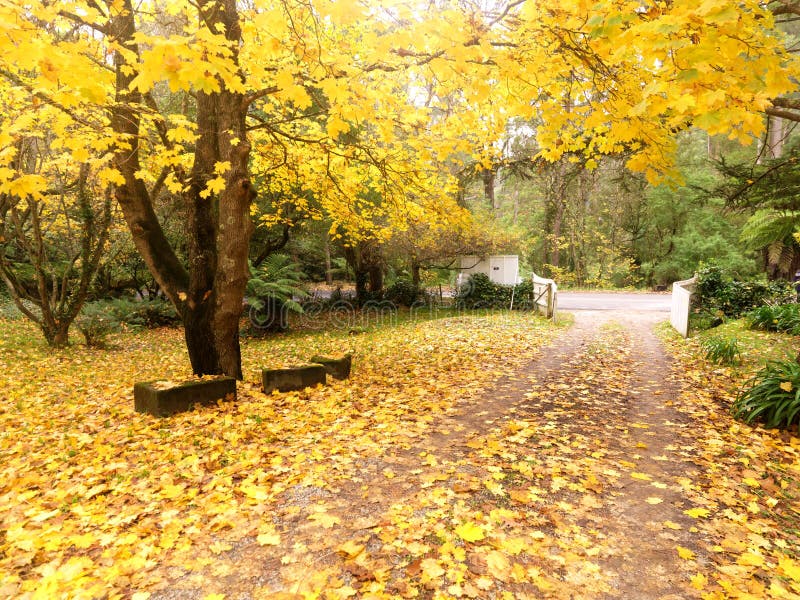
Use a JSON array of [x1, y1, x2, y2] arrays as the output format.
[[693, 319, 798, 373]]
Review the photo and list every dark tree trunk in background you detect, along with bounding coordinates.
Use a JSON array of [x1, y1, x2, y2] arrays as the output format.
[[480, 166, 498, 209], [368, 265, 383, 294], [324, 233, 333, 285], [344, 241, 384, 304], [411, 261, 421, 288]]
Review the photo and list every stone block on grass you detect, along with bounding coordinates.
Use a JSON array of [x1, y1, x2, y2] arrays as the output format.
[[134, 377, 236, 417], [262, 365, 326, 394], [310, 354, 352, 380]]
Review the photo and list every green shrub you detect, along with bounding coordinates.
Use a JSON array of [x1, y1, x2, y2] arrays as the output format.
[[733, 357, 800, 430], [113, 297, 181, 328], [383, 278, 424, 307], [689, 309, 724, 332], [77, 297, 180, 345], [456, 273, 534, 310], [747, 304, 800, 335], [77, 301, 123, 347], [695, 264, 794, 318], [748, 304, 779, 331], [696, 264, 727, 303], [0, 299, 23, 320], [700, 336, 741, 366]]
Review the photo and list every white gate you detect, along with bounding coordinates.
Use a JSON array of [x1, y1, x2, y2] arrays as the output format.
[[670, 276, 697, 337], [532, 273, 557, 321]]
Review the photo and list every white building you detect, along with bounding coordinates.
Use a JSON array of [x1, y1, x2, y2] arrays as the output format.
[[457, 255, 520, 286]]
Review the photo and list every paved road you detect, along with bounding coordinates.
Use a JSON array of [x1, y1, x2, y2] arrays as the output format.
[[557, 291, 671, 312]]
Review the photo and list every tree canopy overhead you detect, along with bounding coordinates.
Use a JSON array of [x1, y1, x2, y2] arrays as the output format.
[[0, 0, 796, 375]]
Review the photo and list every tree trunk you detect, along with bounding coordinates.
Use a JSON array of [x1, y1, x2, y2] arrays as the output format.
[[411, 261, 421, 288], [42, 321, 70, 348], [481, 167, 498, 209], [546, 201, 564, 270], [108, 0, 253, 378], [324, 233, 333, 285], [368, 265, 383, 294], [354, 268, 368, 302], [184, 305, 220, 376]]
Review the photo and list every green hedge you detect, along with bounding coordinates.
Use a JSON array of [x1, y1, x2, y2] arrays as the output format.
[[456, 273, 534, 309], [693, 265, 794, 325]]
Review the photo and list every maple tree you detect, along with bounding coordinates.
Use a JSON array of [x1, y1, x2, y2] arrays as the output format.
[[0, 0, 796, 376], [0, 147, 115, 347]]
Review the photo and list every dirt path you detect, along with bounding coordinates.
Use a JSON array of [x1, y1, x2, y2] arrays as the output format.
[[154, 310, 711, 599]]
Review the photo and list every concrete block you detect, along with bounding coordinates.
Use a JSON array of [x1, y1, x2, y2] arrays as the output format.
[[262, 365, 326, 393], [310, 354, 352, 380], [134, 377, 236, 417]]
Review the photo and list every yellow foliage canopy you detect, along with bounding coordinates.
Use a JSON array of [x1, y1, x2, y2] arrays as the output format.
[[0, 0, 795, 238]]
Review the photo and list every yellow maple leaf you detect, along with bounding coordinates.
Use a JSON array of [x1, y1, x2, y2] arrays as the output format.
[[200, 176, 226, 199], [499, 537, 527, 555], [778, 557, 800, 582], [663, 521, 682, 530], [676, 546, 696, 560], [455, 521, 485, 543], [475, 576, 494, 590], [780, 381, 793, 392], [209, 541, 231, 555], [326, 115, 350, 139], [684, 507, 710, 519], [690, 572, 707, 590], [737, 552, 765, 567], [336, 540, 365, 560], [420, 557, 445, 580], [328, 586, 357, 599], [486, 550, 511, 581], [308, 512, 340, 528], [630, 472, 652, 481], [645, 497, 663, 505]]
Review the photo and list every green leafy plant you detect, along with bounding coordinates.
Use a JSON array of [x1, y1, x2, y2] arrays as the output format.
[[747, 304, 800, 335], [689, 308, 725, 332], [110, 297, 181, 328], [246, 254, 308, 332], [700, 336, 741, 366], [694, 264, 794, 318], [732, 357, 800, 430], [76, 301, 123, 348], [383, 278, 424, 307], [76, 297, 181, 346]]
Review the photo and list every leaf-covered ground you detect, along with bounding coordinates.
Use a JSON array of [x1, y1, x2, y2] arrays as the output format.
[[1, 309, 800, 599], [0, 312, 560, 598]]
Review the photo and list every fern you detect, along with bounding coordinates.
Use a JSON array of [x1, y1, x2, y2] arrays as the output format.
[[246, 254, 308, 313], [740, 210, 800, 252]]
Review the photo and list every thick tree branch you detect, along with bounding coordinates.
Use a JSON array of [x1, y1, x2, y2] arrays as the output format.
[[765, 106, 800, 122]]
